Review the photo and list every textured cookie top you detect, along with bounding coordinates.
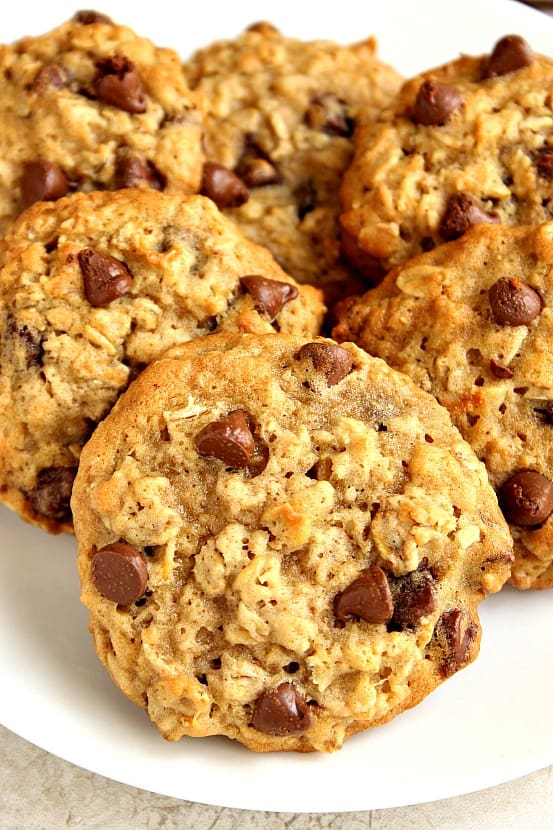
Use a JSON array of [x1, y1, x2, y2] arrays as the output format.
[[333, 220, 553, 589], [184, 22, 402, 306], [0, 12, 204, 235], [0, 189, 323, 534], [73, 331, 511, 753], [340, 35, 553, 277]]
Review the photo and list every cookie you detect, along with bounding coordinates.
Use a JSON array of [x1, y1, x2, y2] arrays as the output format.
[[332, 220, 553, 590], [73, 331, 512, 753], [184, 22, 402, 310], [0, 189, 323, 534], [0, 11, 204, 236], [339, 34, 553, 279]]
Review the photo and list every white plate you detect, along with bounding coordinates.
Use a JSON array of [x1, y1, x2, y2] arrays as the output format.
[[1, 0, 553, 814]]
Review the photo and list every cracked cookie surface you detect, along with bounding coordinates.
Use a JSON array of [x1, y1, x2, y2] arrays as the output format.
[[333, 221, 553, 589], [0, 190, 323, 533], [0, 13, 204, 235], [184, 22, 402, 309], [339, 35, 553, 277], [73, 331, 511, 753]]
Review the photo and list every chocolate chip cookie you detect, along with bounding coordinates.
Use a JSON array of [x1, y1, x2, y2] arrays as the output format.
[[340, 34, 553, 278], [184, 22, 402, 309], [73, 331, 512, 752], [0, 12, 204, 236], [0, 189, 323, 534], [333, 220, 553, 589]]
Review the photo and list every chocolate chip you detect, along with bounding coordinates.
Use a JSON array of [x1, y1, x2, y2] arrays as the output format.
[[334, 565, 394, 624], [195, 410, 255, 468], [483, 35, 535, 79], [235, 156, 279, 188], [32, 64, 66, 92], [114, 155, 164, 190], [490, 358, 514, 379], [200, 162, 249, 208], [296, 342, 353, 386], [93, 55, 146, 113], [411, 80, 463, 126], [21, 160, 70, 208], [252, 682, 314, 736], [78, 248, 133, 306], [239, 275, 298, 319], [488, 278, 541, 326], [389, 569, 437, 630], [294, 180, 317, 220], [73, 9, 113, 24], [435, 609, 478, 677], [91, 542, 148, 605], [439, 193, 500, 241], [27, 466, 76, 521], [305, 93, 354, 136], [499, 469, 553, 526]]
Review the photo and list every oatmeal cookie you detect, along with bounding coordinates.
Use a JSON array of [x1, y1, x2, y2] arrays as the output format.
[[0, 189, 323, 533], [0, 11, 204, 236], [333, 220, 553, 589], [73, 331, 512, 752], [340, 34, 553, 278], [184, 22, 402, 310]]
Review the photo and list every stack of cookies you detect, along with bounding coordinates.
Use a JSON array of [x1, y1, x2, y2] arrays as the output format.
[[2, 9, 547, 754]]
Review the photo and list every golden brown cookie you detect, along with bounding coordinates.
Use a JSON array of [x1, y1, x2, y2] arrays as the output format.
[[0, 189, 323, 533], [340, 34, 553, 278], [73, 331, 512, 753], [184, 22, 402, 311], [333, 220, 553, 589], [0, 12, 204, 235]]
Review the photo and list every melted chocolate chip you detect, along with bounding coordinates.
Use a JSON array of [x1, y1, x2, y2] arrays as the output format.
[[194, 410, 255, 468], [488, 278, 541, 326], [305, 93, 354, 136], [534, 148, 553, 180], [32, 64, 66, 92], [252, 682, 314, 736], [499, 470, 553, 526], [483, 35, 535, 79], [235, 156, 279, 188], [114, 155, 164, 190], [490, 358, 514, 379], [389, 569, 437, 630], [440, 193, 500, 241], [296, 342, 353, 386], [6, 317, 43, 367], [78, 248, 133, 306], [93, 55, 146, 113], [245, 436, 270, 478], [91, 542, 148, 605], [411, 80, 463, 126], [334, 565, 394, 624], [200, 162, 249, 208], [239, 275, 298, 319], [20, 160, 70, 208], [27, 466, 76, 521], [435, 609, 478, 677], [73, 10, 113, 24]]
